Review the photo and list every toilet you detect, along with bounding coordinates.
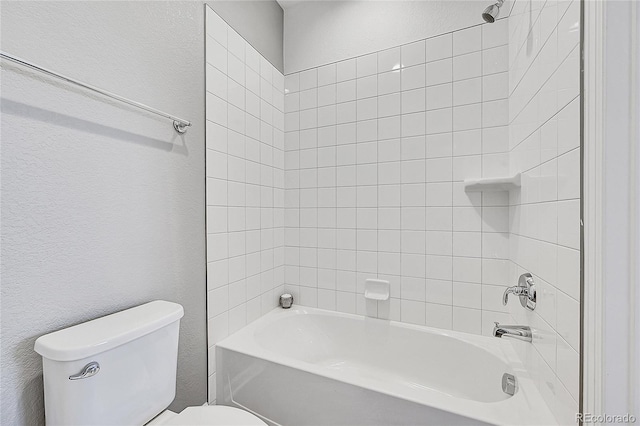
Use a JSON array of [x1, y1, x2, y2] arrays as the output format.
[[34, 300, 266, 426]]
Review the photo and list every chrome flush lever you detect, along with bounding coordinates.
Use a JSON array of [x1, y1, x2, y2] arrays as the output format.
[[69, 361, 100, 380], [502, 273, 536, 311]]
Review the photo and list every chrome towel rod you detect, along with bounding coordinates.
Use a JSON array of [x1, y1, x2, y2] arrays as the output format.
[[0, 51, 191, 134]]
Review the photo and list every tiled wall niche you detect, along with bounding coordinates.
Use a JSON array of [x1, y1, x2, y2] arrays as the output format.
[[507, 0, 581, 422], [283, 21, 514, 335], [205, 6, 286, 404]]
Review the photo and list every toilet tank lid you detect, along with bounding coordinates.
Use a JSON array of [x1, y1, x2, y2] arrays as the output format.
[[34, 300, 184, 361]]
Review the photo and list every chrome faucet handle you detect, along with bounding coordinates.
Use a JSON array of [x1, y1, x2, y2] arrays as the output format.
[[502, 273, 536, 311], [502, 286, 517, 305], [502, 285, 527, 305]]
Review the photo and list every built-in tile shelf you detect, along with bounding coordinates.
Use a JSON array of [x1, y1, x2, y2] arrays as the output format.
[[464, 173, 521, 192]]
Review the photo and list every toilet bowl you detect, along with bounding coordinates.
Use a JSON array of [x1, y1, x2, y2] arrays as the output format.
[[149, 406, 266, 426], [34, 301, 264, 426]]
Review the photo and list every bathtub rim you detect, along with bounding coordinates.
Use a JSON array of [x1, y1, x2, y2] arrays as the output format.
[[216, 305, 557, 425]]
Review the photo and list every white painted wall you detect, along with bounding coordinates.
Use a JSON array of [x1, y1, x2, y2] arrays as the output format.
[[0, 2, 208, 424], [507, 0, 581, 423], [2, 2, 286, 423], [283, 0, 510, 74]]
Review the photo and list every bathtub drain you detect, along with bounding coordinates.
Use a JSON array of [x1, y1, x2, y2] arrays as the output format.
[[502, 373, 517, 396]]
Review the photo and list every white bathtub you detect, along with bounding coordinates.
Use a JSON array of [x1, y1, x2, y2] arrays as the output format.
[[216, 306, 556, 425]]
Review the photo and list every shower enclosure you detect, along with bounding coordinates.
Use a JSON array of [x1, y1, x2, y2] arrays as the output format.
[[205, 0, 582, 423]]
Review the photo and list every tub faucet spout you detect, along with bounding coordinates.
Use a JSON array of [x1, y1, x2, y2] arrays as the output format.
[[492, 322, 532, 342]]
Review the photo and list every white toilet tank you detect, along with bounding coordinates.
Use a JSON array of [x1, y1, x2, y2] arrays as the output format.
[[34, 300, 184, 426]]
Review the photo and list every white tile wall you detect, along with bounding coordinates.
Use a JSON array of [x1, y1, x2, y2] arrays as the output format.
[[507, 0, 580, 423], [205, 2, 581, 421], [283, 21, 513, 336], [205, 6, 285, 404]]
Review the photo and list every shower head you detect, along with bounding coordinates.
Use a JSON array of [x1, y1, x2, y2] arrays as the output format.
[[482, 0, 504, 23]]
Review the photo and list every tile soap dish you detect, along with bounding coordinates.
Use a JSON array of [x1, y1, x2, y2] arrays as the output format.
[[364, 279, 390, 301], [464, 173, 521, 192]]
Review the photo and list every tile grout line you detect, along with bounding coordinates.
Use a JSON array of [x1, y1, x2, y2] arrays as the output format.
[[450, 41, 455, 330]]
